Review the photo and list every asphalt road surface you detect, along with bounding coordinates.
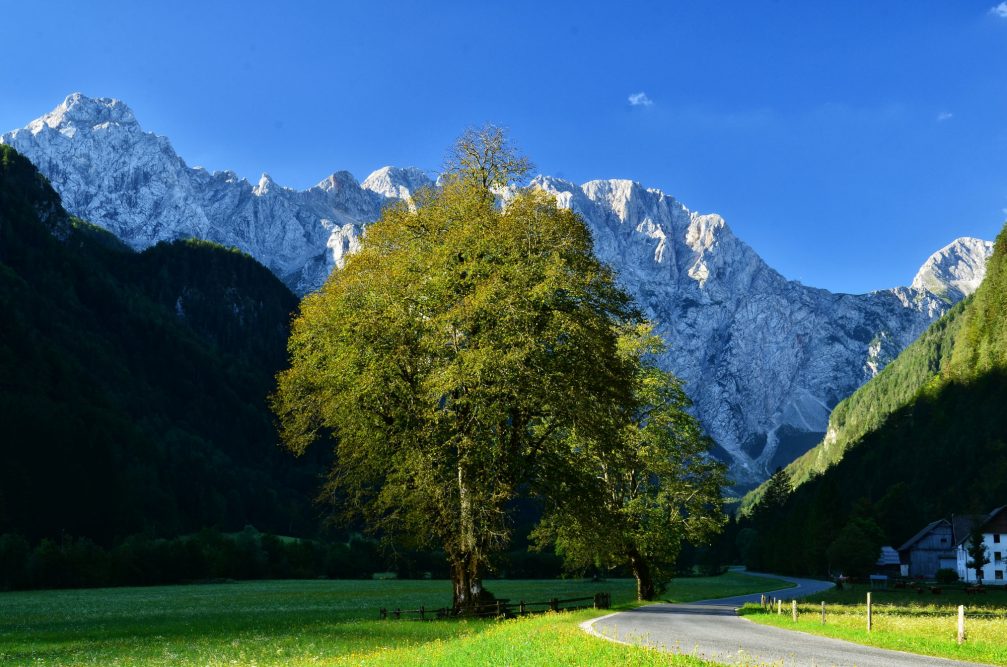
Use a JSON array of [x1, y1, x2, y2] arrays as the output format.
[[585, 573, 991, 666]]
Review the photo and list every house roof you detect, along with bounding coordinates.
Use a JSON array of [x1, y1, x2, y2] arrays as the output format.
[[953, 514, 990, 546], [876, 546, 900, 566], [955, 506, 1007, 545], [898, 519, 950, 552]]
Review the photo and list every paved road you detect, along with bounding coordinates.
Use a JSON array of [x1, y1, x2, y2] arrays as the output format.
[[585, 574, 990, 666]]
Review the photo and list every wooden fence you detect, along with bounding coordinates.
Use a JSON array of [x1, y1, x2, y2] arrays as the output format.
[[758, 593, 991, 645], [379, 592, 612, 620]]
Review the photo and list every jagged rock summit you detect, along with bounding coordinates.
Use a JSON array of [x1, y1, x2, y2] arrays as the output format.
[[2, 93, 435, 293], [912, 236, 993, 302], [2, 94, 993, 486], [30, 92, 138, 130], [362, 166, 434, 202]]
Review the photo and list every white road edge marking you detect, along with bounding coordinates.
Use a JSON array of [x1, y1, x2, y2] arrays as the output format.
[[580, 610, 638, 647]]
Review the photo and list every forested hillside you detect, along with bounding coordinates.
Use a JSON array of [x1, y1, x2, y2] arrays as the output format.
[[741, 299, 968, 511], [741, 224, 1007, 576], [0, 145, 324, 544]]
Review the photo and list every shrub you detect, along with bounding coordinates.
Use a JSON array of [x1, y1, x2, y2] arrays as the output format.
[[0, 534, 30, 590], [936, 568, 959, 584]]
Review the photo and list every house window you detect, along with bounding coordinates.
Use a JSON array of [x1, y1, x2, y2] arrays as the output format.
[[996, 570, 1004, 581], [940, 538, 948, 544], [995, 534, 1001, 544]]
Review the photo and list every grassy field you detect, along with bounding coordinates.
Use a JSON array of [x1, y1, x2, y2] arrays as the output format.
[[0, 572, 789, 666], [740, 583, 1007, 665]]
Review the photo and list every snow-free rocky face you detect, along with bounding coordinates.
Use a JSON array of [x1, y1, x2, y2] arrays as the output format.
[[2, 93, 993, 487]]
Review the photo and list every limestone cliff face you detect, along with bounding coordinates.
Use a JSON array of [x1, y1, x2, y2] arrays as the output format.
[[3, 94, 991, 485], [532, 176, 990, 482], [1, 93, 401, 294]]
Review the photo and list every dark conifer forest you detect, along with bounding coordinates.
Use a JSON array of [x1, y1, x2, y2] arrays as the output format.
[[0, 145, 325, 545]]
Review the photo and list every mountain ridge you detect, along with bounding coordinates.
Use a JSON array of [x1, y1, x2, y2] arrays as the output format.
[[2, 93, 993, 485], [0, 144, 323, 542], [738, 222, 1007, 577]]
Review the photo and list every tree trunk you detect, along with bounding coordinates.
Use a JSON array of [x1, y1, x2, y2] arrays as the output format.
[[451, 551, 488, 612], [628, 547, 656, 601], [452, 464, 491, 612]]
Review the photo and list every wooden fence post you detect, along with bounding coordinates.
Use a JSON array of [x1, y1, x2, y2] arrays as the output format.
[[419, 606, 425, 621], [792, 599, 797, 622], [550, 597, 559, 612], [866, 593, 872, 633], [761, 594, 766, 610], [519, 600, 526, 615], [380, 607, 387, 620], [394, 608, 401, 620], [496, 600, 502, 617], [821, 601, 826, 625], [958, 605, 966, 645], [777, 599, 782, 615]]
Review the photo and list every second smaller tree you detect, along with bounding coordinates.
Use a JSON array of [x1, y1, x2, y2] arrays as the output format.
[[533, 327, 726, 600]]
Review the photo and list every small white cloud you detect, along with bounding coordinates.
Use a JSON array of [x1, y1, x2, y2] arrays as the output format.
[[937, 111, 953, 121], [628, 92, 654, 107], [992, 2, 1007, 17]]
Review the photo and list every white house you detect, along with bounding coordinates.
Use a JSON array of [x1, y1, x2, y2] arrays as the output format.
[[956, 506, 1007, 584]]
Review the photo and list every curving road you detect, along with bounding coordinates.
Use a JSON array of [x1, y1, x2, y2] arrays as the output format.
[[584, 573, 990, 666]]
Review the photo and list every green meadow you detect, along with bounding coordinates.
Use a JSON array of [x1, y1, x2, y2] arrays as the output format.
[[740, 584, 1007, 666], [0, 572, 788, 666]]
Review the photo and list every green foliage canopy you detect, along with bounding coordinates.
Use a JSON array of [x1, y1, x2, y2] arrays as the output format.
[[272, 130, 641, 608]]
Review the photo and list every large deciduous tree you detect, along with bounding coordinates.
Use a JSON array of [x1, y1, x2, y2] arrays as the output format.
[[532, 329, 727, 600], [271, 127, 640, 610]]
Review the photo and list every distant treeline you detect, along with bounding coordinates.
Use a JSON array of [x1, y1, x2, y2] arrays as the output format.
[[0, 524, 735, 592], [0, 528, 367, 590], [0, 527, 579, 591]]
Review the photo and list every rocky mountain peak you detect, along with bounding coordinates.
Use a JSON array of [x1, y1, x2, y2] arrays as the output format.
[[362, 166, 434, 201], [911, 236, 993, 301], [29, 93, 137, 134], [253, 173, 276, 195], [316, 170, 362, 193]]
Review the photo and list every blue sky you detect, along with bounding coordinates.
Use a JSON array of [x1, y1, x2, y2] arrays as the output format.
[[3, 0, 1007, 293]]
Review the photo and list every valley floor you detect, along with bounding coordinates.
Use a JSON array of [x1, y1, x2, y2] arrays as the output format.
[[0, 574, 782, 666]]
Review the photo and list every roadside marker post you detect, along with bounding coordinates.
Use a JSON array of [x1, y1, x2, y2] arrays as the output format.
[[958, 605, 966, 645], [866, 592, 872, 633], [821, 601, 826, 624], [791, 599, 797, 622]]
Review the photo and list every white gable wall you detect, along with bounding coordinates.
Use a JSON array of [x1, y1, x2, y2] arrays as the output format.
[[957, 532, 1007, 584]]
